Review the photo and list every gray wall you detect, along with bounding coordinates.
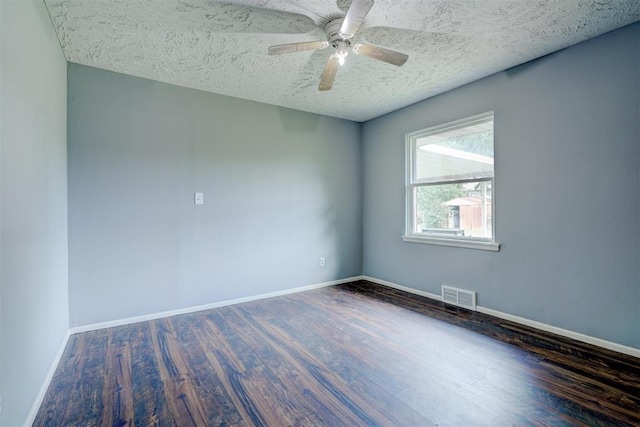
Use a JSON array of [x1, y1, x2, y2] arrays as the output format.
[[362, 23, 640, 349], [0, 0, 69, 425], [67, 64, 362, 327]]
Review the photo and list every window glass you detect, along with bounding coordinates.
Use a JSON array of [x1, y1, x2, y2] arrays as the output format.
[[406, 112, 495, 242]]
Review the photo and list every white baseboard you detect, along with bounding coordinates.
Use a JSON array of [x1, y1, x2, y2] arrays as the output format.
[[475, 306, 640, 358], [70, 276, 363, 335], [361, 276, 640, 358], [362, 276, 443, 301], [24, 329, 72, 427]]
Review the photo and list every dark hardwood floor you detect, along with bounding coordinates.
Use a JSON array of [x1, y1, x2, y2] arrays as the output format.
[[35, 281, 640, 426]]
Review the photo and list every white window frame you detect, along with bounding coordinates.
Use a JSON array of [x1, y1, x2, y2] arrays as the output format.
[[402, 112, 500, 251]]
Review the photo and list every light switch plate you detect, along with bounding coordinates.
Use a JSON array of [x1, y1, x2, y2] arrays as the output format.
[[194, 192, 204, 205]]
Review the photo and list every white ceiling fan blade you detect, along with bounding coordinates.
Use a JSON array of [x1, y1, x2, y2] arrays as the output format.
[[318, 55, 340, 91], [339, 0, 374, 39], [352, 43, 408, 66], [268, 41, 329, 55]]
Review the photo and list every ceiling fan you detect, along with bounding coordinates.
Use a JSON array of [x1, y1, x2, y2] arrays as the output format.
[[267, 0, 408, 91]]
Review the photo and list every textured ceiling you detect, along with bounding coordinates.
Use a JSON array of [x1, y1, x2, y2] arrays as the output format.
[[44, 0, 640, 121]]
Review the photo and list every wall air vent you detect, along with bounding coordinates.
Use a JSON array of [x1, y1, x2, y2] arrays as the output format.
[[441, 285, 477, 311]]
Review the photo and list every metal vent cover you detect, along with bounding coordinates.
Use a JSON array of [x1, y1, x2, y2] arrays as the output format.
[[442, 285, 477, 311]]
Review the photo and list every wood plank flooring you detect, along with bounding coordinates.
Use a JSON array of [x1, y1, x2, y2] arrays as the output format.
[[34, 281, 640, 426]]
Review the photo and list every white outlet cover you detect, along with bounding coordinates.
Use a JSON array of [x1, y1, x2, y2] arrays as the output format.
[[194, 192, 204, 205]]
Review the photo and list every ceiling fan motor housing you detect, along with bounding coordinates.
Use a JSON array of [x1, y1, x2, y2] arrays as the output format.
[[325, 18, 350, 48]]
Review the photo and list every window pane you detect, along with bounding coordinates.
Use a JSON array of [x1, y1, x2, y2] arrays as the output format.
[[415, 118, 494, 183], [414, 181, 492, 238]]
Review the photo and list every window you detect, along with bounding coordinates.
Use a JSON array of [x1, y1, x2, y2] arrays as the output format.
[[403, 112, 500, 251]]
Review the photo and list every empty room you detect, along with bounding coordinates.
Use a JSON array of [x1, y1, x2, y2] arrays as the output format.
[[1, 0, 639, 425]]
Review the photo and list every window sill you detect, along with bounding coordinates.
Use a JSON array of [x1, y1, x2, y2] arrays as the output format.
[[401, 235, 501, 252]]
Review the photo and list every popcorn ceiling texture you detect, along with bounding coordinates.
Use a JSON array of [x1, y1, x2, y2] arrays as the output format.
[[45, 0, 639, 121]]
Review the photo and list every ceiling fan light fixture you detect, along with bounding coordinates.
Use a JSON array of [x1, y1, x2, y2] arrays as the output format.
[[335, 40, 349, 66]]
